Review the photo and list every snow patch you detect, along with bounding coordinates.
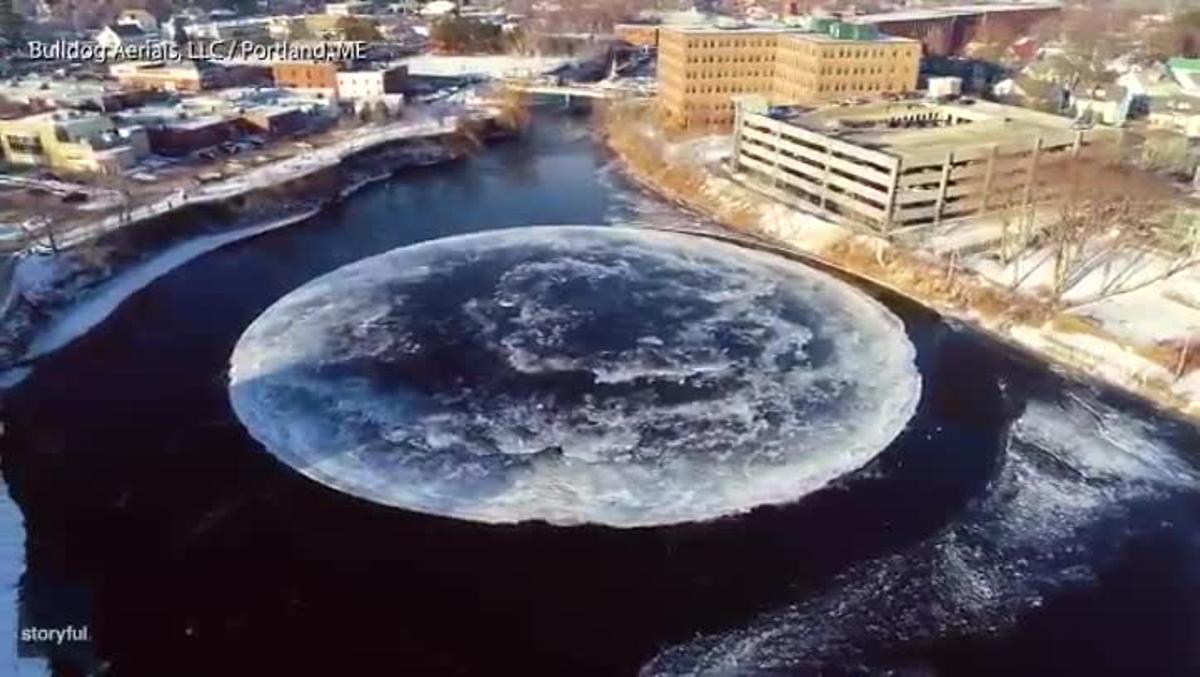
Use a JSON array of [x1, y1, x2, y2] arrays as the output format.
[[25, 208, 319, 362]]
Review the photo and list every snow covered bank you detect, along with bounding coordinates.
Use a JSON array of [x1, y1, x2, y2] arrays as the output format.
[[0, 482, 46, 676], [23, 208, 319, 362], [605, 112, 1200, 421], [57, 115, 459, 250]]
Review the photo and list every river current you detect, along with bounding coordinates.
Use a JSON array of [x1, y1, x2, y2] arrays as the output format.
[[0, 111, 1197, 676]]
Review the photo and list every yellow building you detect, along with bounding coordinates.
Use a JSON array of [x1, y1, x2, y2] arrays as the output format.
[[657, 21, 921, 129], [0, 111, 148, 175]]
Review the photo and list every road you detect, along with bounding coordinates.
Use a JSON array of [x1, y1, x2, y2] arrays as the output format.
[[55, 114, 462, 249]]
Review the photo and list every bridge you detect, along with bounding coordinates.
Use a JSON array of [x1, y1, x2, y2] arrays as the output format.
[[499, 79, 657, 101]]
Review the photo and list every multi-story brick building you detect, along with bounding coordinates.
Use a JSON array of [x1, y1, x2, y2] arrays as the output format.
[[614, 23, 662, 48], [657, 20, 920, 129], [110, 60, 271, 94], [271, 62, 340, 92]]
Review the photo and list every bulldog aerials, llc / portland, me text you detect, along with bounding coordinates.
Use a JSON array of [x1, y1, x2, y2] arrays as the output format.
[[25, 39, 367, 63]]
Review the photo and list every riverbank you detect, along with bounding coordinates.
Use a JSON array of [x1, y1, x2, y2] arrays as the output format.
[[52, 113, 466, 252], [603, 105, 1200, 423], [0, 121, 477, 375]]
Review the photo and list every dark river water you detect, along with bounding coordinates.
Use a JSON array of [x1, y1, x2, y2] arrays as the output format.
[[1, 111, 1198, 676]]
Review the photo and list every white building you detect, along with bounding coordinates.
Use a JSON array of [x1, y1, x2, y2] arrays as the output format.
[[117, 9, 159, 33], [95, 24, 155, 51], [927, 76, 963, 99], [326, 1, 374, 15], [335, 67, 406, 115], [1148, 96, 1200, 137], [420, 0, 456, 17], [188, 17, 271, 41], [335, 66, 406, 99]]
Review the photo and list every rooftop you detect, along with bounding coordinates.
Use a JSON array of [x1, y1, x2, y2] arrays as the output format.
[[114, 105, 237, 130], [765, 99, 1108, 162], [106, 24, 150, 37], [0, 77, 121, 105], [661, 21, 915, 42]]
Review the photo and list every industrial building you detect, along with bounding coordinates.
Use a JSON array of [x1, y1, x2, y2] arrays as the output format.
[[0, 110, 148, 175], [657, 19, 920, 129], [110, 60, 272, 94], [731, 97, 1117, 234]]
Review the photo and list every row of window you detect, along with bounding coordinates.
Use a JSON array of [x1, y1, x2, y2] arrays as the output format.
[[817, 81, 900, 93], [4, 134, 44, 155], [684, 71, 770, 80], [817, 66, 903, 76], [683, 38, 774, 49], [779, 43, 913, 60], [683, 84, 763, 95], [681, 101, 738, 111], [685, 54, 773, 64]]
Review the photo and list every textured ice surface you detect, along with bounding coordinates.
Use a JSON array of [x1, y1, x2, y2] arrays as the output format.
[[642, 391, 1199, 674], [228, 226, 921, 526]]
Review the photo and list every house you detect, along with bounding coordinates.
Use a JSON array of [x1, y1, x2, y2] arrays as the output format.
[[1071, 85, 1132, 126], [383, 1, 420, 14], [0, 110, 148, 174], [1147, 95, 1200, 137], [188, 17, 271, 42], [1168, 58, 1200, 94], [1009, 36, 1039, 63], [95, 24, 155, 51], [161, 15, 192, 42], [117, 8, 159, 33], [420, 0, 456, 17], [1118, 64, 1176, 99], [326, 1, 374, 15]]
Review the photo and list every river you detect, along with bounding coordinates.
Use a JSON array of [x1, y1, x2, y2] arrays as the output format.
[[0, 110, 1197, 676]]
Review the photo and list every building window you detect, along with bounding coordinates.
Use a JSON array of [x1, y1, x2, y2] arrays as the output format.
[[6, 134, 43, 155]]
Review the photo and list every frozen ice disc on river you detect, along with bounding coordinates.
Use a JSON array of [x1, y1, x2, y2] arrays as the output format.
[[227, 226, 921, 526]]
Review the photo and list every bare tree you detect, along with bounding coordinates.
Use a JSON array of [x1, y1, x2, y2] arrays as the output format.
[[494, 84, 532, 131], [1140, 129, 1194, 179], [1037, 159, 1198, 307]]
